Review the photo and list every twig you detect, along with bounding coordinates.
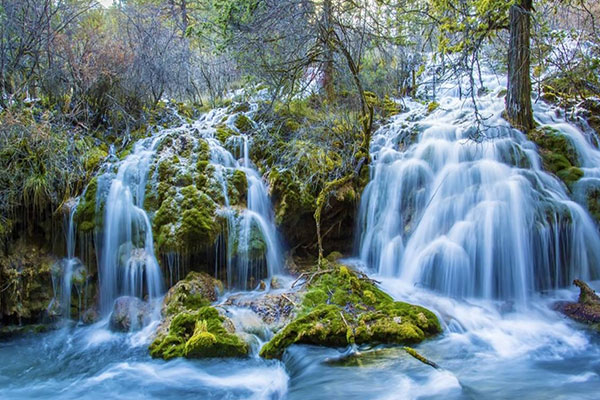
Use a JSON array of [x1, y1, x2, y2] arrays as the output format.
[[281, 293, 297, 306], [291, 268, 334, 288]]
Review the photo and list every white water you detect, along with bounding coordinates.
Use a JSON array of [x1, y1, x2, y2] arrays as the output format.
[[196, 107, 283, 289], [99, 134, 166, 313], [357, 71, 600, 302]]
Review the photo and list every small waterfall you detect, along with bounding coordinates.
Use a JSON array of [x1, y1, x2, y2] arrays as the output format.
[[201, 114, 283, 289], [61, 200, 78, 318], [99, 135, 165, 314], [357, 73, 600, 302]]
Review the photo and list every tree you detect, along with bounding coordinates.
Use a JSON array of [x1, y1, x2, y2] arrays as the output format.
[[430, 0, 536, 132], [506, 0, 534, 131]]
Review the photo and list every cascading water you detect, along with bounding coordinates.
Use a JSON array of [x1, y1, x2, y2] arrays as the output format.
[[357, 72, 600, 302], [98, 135, 166, 313], [198, 108, 283, 289]]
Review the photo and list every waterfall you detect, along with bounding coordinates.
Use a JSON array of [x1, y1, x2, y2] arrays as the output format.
[[98, 135, 165, 314], [357, 73, 600, 302], [58, 198, 79, 319], [201, 112, 283, 289], [78, 104, 283, 315]]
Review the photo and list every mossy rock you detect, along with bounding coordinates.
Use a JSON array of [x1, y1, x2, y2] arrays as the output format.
[[259, 265, 441, 359], [216, 125, 237, 144], [382, 95, 403, 117], [83, 145, 108, 173], [231, 102, 251, 114], [228, 169, 248, 206], [234, 114, 253, 133], [0, 243, 55, 324], [427, 101, 440, 113], [153, 185, 221, 254], [162, 271, 224, 317], [150, 271, 247, 360], [528, 127, 582, 189], [586, 187, 600, 223]]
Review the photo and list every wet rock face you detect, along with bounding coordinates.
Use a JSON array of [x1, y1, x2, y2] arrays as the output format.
[[557, 280, 600, 325], [109, 296, 153, 332], [0, 243, 55, 325]]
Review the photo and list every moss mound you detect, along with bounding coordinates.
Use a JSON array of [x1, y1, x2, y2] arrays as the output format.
[[528, 127, 582, 189], [259, 265, 441, 359], [150, 271, 248, 360]]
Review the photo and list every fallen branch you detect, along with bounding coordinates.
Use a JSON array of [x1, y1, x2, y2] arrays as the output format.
[[281, 293, 297, 307], [403, 346, 440, 369], [291, 269, 334, 288]]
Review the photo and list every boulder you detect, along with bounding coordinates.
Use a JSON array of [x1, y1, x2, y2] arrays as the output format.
[[259, 264, 441, 359], [109, 296, 153, 332], [149, 271, 248, 360]]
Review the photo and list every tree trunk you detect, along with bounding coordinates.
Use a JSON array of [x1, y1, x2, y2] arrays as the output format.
[[322, 0, 335, 101], [506, 0, 534, 132]]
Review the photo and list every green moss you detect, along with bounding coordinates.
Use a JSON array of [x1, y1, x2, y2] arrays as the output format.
[[83, 145, 108, 172], [427, 101, 440, 113], [234, 114, 253, 133], [228, 169, 248, 206], [586, 187, 600, 224], [231, 102, 251, 113], [528, 127, 582, 189], [75, 177, 101, 233], [0, 244, 55, 323], [150, 299, 247, 359], [382, 95, 402, 117], [259, 265, 441, 359], [216, 125, 237, 143]]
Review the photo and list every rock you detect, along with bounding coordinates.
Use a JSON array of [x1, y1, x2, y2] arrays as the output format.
[[163, 271, 223, 312], [556, 280, 600, 325], [270, 276, 282, 289], [149, 271, 248, 360], [259, 264, 441, 359], [109, 296, 152, 332], [224, 291, 300, 330], [81, 307, 100, 325]]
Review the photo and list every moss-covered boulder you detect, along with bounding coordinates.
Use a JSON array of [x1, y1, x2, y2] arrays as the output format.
[[528, 127, 583, 189], [150, 271, 248, 360], [259, 265, 441, 359], [162, 271, 224, 317]]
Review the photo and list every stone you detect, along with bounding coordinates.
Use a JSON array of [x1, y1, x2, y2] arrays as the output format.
[[109, 296, 153, 332]]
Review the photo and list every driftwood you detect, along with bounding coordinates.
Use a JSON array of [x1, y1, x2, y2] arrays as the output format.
[[403, 346, 440, 369]]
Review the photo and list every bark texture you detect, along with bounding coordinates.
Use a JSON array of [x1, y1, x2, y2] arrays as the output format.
[[506, 0, 534, 132]]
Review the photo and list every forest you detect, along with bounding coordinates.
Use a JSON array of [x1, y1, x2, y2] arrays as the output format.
[[1, 0, 600, 399]]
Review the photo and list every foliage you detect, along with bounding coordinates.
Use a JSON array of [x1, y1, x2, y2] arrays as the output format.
[[0, 108, 88, 241]]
